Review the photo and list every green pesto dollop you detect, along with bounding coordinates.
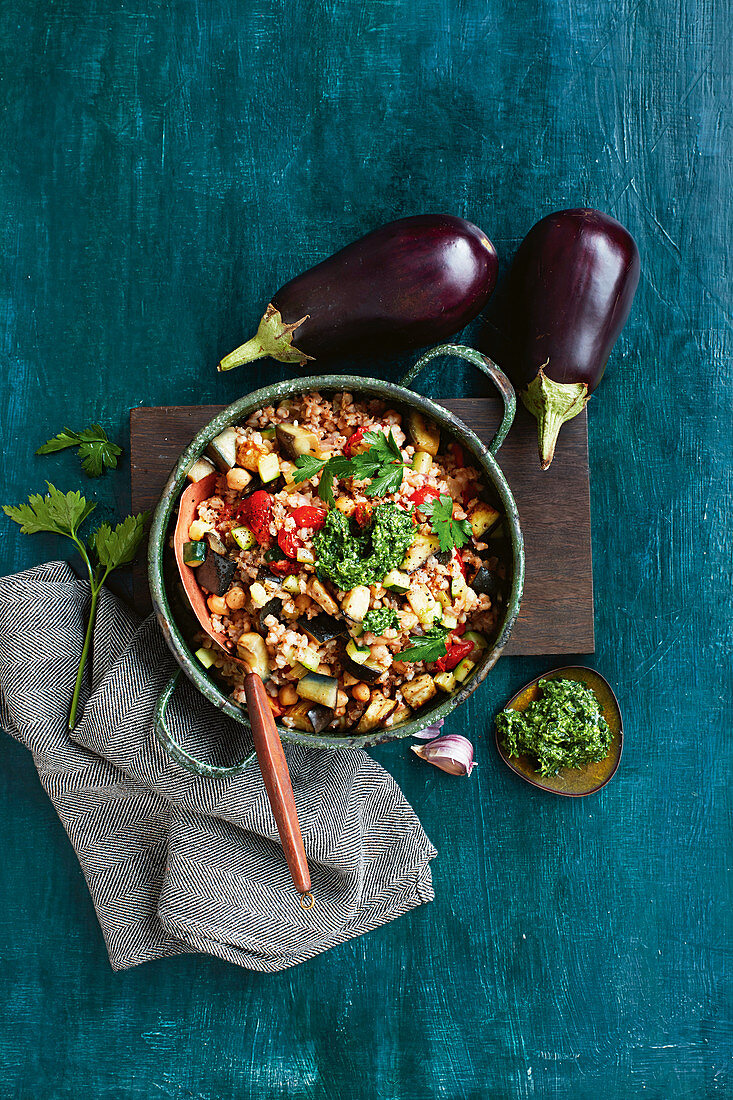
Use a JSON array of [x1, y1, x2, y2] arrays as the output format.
[[362, 607, 400, 634], [496, 677, 612, 777], [314, 504, 413, 591]]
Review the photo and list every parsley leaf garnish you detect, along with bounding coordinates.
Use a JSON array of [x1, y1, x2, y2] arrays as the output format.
[[37, 425, 122, 477], [398, 624, 450, 664], [362, 607, 400, 634], [422, 493, 473, 552], [3, 483, 148, 728], [292, 429, 408, 501]]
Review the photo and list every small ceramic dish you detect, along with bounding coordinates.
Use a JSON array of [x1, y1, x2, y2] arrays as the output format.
[[495, 665, 623, 796]]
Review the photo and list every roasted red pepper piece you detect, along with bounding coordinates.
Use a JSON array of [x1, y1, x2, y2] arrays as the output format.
[[268, 559, 301, 577], [343, 426, 369, 456], [448, 442, 464, 467], [408, 485, 441, 507], [455, 552, 468, 579], [277, 528, 303, 559], [433, 639, 474, 672], [354, 502, 372, 528], [452, 621, 467, 636], [236, 490, 272, 545], [290, 505, 327, 531]]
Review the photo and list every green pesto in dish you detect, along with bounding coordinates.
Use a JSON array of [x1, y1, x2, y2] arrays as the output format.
[[313, 504, 414, 591], [496, 677, 612, 776]]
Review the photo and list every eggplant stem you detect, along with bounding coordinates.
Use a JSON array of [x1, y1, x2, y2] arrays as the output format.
[[521, 364, 589, 470], [218, 304, 313, 371]]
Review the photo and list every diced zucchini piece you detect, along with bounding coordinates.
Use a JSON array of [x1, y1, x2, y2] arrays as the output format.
[[469, 502, 501, 538], [451, 572, 467, 599], [260, 426, 276, 440], [463, 630, 488, 650], [248, 581, 269, 609], [308, 577, 340, 617], [401, 674, 438, 710], [195, 646, 216, 669], [276, 422, 321, 458], [205, 531, 228, 556], [401, 533, 441, 573], [282, 574, 300, 596], [183, 540, 207, 567], [257, 452, 281, 483], [188, 519, 212, 541], [236, 632, 270, 679], [296, 547, 316, 564], [412, 450, 433, 475], [454, 658, 476, 683], [406, 409, 440, 457], [346, 639, 371, 665], [299, 647, 322, 673], [434, 671, 456, 693], [383, 569, 410, 594], [186, 456, 217, 483], [356, 693, 397, 733], [441, 612, 459, 631], [206, 427, 238, 472], [341, 585, 370, 623], [231, 526, 256, 551], [296, 671, 338, 710]]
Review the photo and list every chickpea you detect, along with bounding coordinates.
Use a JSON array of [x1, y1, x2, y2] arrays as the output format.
[[236, 440, 266, 471], [294, 594, 311, 612], [278, 684, 298, 706], [317, 663, 330, 676], [207, 594, 228, 616], [225, 586, 246, 610], [226, 466, 252, 492], [336, 690, 349, 709], [352, 682, 371, 703], [342, 672, 360, 687]]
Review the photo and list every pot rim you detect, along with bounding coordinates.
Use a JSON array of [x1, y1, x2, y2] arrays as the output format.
[[148, 372, 524, 753]]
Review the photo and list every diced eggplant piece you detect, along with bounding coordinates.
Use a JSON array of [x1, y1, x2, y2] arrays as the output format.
[[341, 585, 371, 623], [434, 550, 452, 565], [286, 700, 315, 731], [406, 409, 440, 456], [276, 422, 321, 459], [256, 566, 281, 585], [296, 546, 316, 564], [401, 674, 438, 710], [469, 502, 501, 538], [434, 671, 456, 693], [205, 531, 228, 556], [471, 566, 503, 599], [206, 427, 239, 471], [342, 653, 383, 683], [296, 671, 339, 710], [282, 574, 300, 595], [401, 533, 441, 573], [386, 702, 412, 727], [308, 577, 340, 617], [300, 613, 348, 645], [307, 703, 334, 734], [407, 584, 439, 625], [183, 540, 207, 567], [186, 456, 217, 483], [197, 547, 236, 596], [356, 693, 397, 733], [258, 597, 282, 634], [236, 632, 270, 679]]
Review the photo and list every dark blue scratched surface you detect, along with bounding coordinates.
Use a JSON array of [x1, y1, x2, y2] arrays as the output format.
[[0, 1, 730, 1097]]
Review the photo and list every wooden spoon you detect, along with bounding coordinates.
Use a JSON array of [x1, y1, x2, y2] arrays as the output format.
[[174, 474, 313, 904], [495, 665, 623, 797]]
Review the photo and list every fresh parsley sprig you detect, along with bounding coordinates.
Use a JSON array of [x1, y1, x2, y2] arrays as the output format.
[[37, 425, 122, 477], [422, 493, 473, 553], [292, 429, 408, 504], [398, 624, 450, 664], [3, 483, 148, 729]]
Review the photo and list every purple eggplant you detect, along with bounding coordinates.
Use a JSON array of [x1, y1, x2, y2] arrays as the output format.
[[218, 215, 498, 371], [505, 208, 640, 469]]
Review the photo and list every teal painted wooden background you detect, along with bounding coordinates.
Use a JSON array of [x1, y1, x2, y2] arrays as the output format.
[[1, 1, 730, 1097]]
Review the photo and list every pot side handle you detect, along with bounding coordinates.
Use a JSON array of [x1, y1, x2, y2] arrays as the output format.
[[400, 344, 516, 455], [154, 670, 257, 778]]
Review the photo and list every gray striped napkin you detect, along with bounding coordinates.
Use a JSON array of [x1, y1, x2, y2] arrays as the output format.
[[0, 561, 436, 972]]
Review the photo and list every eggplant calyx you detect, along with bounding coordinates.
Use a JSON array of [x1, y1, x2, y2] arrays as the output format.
[[521, 363, 589, 470], [218, 304, 314, 371]]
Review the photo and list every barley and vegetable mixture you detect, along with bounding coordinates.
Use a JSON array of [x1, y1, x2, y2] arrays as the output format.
[[180, 391, 507, 735]]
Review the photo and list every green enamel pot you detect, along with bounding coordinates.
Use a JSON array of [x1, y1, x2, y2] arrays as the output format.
[[148, 344, 525, 772]]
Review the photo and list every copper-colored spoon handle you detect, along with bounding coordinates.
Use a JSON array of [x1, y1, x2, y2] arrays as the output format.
[[243, 673, 312, 897]]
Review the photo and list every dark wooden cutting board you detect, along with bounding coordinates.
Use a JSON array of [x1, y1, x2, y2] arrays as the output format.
[[130, 400, 594, 654]]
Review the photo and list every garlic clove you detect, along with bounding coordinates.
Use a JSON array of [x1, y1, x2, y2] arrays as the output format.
[[412, 719, 445, 741], [411, 734, 476, 776]]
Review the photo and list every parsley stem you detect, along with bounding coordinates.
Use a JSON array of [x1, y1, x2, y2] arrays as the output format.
[[68, 581, 100, 730]]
